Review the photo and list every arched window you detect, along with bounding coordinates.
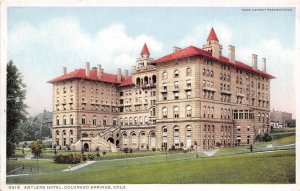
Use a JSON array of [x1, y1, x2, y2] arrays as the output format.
[[56, 130, 59, 136], [62, 130, 66, 136], [129, 117, 133, 125], [134, 117, 138, 125], [120, 118, 123, 125], [163, 126, 168, 132], [162, 107, 168, 118], [131, 132, 137, 145], [144, 76, 149, 85], [152, 75, 157, 84], [93, 115, 97, 126], [81, 115, 86, 124], [103, 116, 107, 126], [174, 70, 179, 77], [125, 117, 128, 125], [122, 132, 128, 146], [70, 130, 73, 135], [186, 105, 192, 117], [162, 71, 168, 79], [113, 117, 117, 126], [186, 125, 192, 147], [56, 116, 59, 126], [70, 86, 73, 93], [258, 112, 261, 122], [174, 126, 180, 146], [139, 116, 143, 124], [202, 68, 206, 75], [144, 116, 148, 124], [186, 68, 192, 76], [63, 115, 66, 125], [174, 106, 179, 118]]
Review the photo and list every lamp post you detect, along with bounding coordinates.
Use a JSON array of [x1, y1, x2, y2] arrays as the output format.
[[81, 133, 84, 155]]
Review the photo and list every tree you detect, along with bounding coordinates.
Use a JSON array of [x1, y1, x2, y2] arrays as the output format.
[[7, 61, 27, 158], [31, 140, 43, 174]]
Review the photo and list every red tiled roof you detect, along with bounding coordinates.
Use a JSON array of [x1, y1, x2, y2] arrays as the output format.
[[48, 69, 134, 85], [141, 43, 150, 55], [207, 27, 219, 41], [120, 76, 134, 86], [152, 46, 275, 79]]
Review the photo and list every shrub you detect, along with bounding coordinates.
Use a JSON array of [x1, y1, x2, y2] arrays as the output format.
[[129, 148, 133, 153], [96, 152, 100, 158], [171, 145, 175, 150], [216, 142, 221, 147], [255, 133, 273, 142], [124, 148, 129, 154], [53, 154, 81, 164], [87, 153, 94, 160], [102, 151, 107, 156], [82, 154, 87, 161], [152, 148, 156, 152]]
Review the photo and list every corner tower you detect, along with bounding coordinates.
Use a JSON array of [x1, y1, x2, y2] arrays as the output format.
[[203, 27, 223, 59], [134, 43, 154, 71]]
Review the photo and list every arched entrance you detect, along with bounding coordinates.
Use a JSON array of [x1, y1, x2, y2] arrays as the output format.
[[116, 140, 120, 147], [83, 143, 89, 152], [107, 137, 114, 144]]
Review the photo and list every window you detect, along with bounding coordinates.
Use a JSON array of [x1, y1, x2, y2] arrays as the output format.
[[162, 71, 168, 79], [63, 87, 66, 93], [186, 80, 191, 88], [120, 118, 123, 125], [139, 117, 143, 124], [70, 115, 74, 125], [186, 68, 192, 76], [162, 107, 168, 118], [186, 91, 191, 99], [134, 117, 138, 125], [103, 116, 107, 125], [70, 86, 73, 93], [81, 115, 86, 124], [93, 116, 97, 125], [144, 116, 148, 124], [174, 70, 179, 77], [174, 106, 179, 118], [129, 117, 133, 125], [56, 116, 59, 126], [202, 69, 206, 76], [174, 81, 179, 90], [186, 105, 192, 117], [174, 92, 179, 100], [63, 116, 66, 125], [163, 93, 167, 100], [56, 88, 59, 94]]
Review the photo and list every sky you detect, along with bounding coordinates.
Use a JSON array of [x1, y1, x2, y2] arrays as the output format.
[[7, 7, 296, 117]]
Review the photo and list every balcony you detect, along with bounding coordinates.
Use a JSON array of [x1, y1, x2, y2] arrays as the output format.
[[203, 86, 216, 92], [236, 93, 245, 97], [221, 90, 232, 95]]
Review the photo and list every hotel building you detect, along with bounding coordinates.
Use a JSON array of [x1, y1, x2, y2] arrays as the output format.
[[48, 27, 274, 151]]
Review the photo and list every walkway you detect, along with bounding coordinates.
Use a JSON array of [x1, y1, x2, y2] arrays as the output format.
[[62, 161, 97, 172]]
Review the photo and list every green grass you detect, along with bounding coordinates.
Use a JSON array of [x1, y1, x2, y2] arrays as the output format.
[[7, 150, 295, 184], [270, 135, 295, 145], [7, 159, 80, 175]]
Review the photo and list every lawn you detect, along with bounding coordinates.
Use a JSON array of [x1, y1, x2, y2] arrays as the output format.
[[7, 159, 80, 175], [7, 150, 295, 184]]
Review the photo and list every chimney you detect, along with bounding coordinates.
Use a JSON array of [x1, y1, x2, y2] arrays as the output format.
[[228, 45, 235, 64], [62, 67, 67, 75], [125, 70, 128, 80], [117, 68, 121, 82], [86, 62, 90, 77], [97, 64, 102, 79], [251, 54, 257, 69], [262, 58, 266, 72], [173, 46, 182, 52]]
